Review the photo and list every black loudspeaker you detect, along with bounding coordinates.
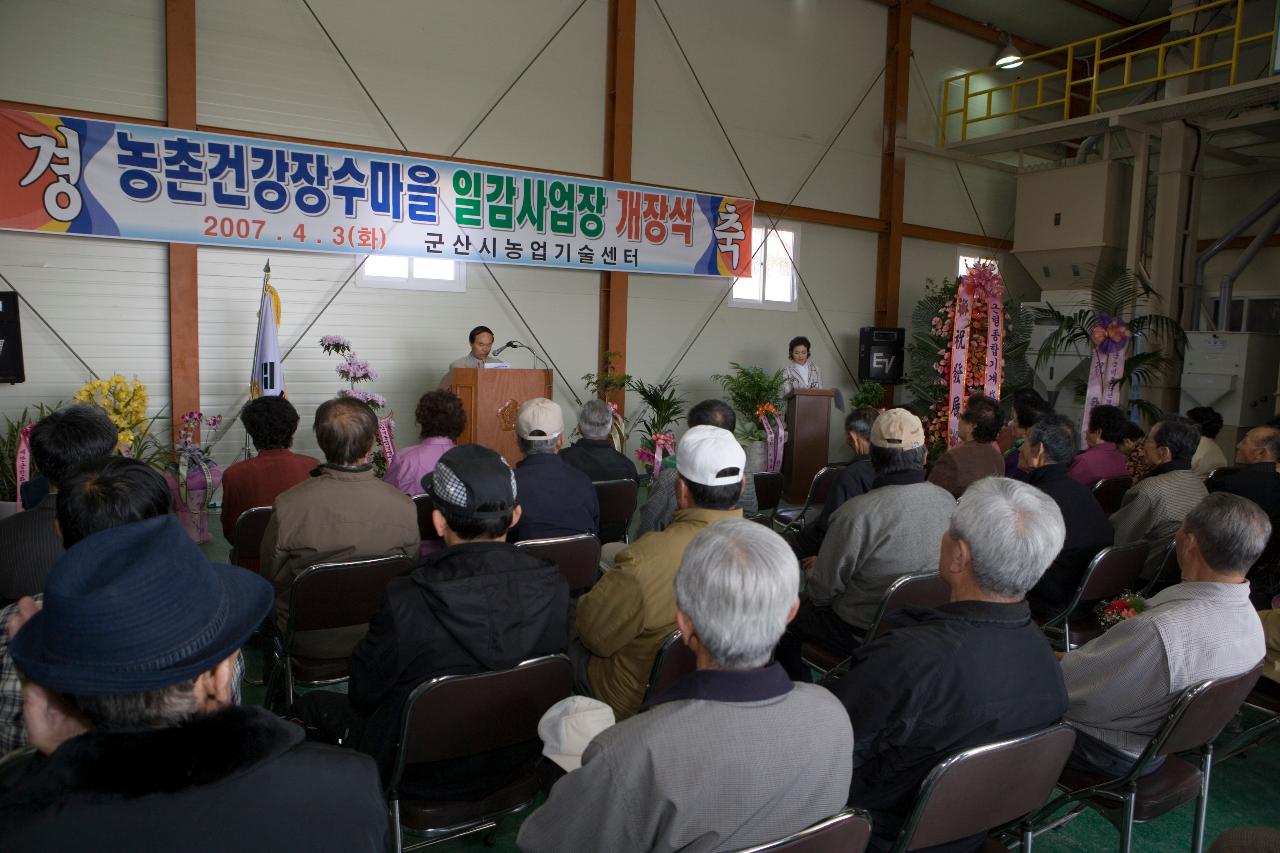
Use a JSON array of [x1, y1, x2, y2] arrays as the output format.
[[858, 326, 904, 384], [0, 292, 26, 384]]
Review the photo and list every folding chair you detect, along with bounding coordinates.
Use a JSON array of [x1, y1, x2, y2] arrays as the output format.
[[1140, 538, 1178, 597], [642, 629, 696, 705], [1036, 664, 1264, 853], [1039, 541, 1149, 651], [890, 724, 1077, 852], [803, 573, 950, 684], [267, 555, 413, 708], [387, 655, 573, 851], [594, 478, 639, 544], [749, 472, 785, 526], [774, 465, 846, 536], [515, 533, 602, 596], [228, 505, 273, 572], [1092, 476, 1133, 516], [731, 808, 873, 853], [411, 493, 443, 543], [1205, 466, 1239, 485]]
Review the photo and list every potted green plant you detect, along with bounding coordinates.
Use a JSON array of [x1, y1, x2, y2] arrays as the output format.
[[582, 351, 632, 399], [712, 363, 786, 472], [629, 376, 686, 474]]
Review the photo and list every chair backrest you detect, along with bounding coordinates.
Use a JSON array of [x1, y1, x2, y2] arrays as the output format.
[[229, 506, 273, 569], [289, 555, 414, 634], [806, 465, 848, 510], [1092, 476, 1132, 515], [412, 493, 443, 542], [753, 472, 785, 513], [1078, 540, 1150, 602], [1206, 466, 1239, 484], [515, 533, 602, 594], [595, 477, 638, 521], [865, 573, 952, 644], [1150, 663, 1264, 758], [390, 654, 573, 789], [894, 724, 1077, 851], [643, 629, 696, 704], [732, 808, 873, 853]]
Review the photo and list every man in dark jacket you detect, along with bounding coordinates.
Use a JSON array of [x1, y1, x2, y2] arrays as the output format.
[[0, 516, 388, 852], [1209, 424, 1280, 516], [297, 444, 570, 794], [560, 399, 637, 542], [1019, 414, 1114, 613], [509, 397, 600, 543], [828, 478, 1068, 852], [790, 406, 879, 562]]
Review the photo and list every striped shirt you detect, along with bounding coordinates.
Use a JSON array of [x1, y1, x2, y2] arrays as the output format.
[[1111, 468, 1207, 576], [1061, 581, 1264, 756]]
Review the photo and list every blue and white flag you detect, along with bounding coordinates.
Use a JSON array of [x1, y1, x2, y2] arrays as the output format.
[[250, 261, 283, 398]]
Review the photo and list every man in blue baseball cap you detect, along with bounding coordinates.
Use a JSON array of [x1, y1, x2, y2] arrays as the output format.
[[0, 515, 389, 852]]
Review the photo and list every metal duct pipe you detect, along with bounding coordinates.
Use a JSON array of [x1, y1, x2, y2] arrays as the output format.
[[1217, 204, 1280, 331], [1075, 83, 1161, 165], [1191, 188, 1280, 330]]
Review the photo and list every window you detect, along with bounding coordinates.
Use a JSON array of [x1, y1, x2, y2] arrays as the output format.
[[1208, 294, 1280, 332], [958, 251, 999, 279], [731, 224, 798, 311], [356, 255, 465, 292]]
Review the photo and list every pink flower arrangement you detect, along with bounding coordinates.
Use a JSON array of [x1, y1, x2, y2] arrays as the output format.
[[320, 335, 353, 354], [175, 410, 225, 466], [339, 388, 387, 408], [319, 335, 385, 410], [335, 354, 378, 382]]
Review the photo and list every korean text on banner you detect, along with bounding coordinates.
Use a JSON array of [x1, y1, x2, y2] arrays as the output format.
[[0, 109, 754, 279]]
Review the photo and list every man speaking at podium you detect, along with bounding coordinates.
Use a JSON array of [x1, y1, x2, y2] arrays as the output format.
[[438, 325, 505, 390]]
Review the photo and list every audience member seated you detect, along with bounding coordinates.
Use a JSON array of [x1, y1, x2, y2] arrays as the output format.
[[1209, 424, 1280, 516], [573, 426, 745, 719], [1062, 493, 1267, 779], [262, 397, 419, 659], [0, 516, 388, 850], [1067, 404, 1131, 486], [790, 407, 879, 562], [1001, 390, 1053, 480], [777, 409, 955, 680], [383, 390, 465, 498], [1112, 414, 1208, 578], [928, 393, 1005, 497], [1122, 420, 1150, 481], [508, 397, 600, 543], [296, 444, 569, 790], [219, 395, 317, 546], [1188, 405, 1230, 479], [0, 405, 117, 602], [634, 399, 757, 537], [0, 457, 173, 754], [560, 398, 638, 483], [1020, 414, 1114, 614], [518, 520, 852, 853], [829, 477, 1068, 851]]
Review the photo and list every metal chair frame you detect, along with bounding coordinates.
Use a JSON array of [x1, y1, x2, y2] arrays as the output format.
[[411, 493, 443, 543], [773, 464, 847, 537], [889, 724, 1077, 853], [730, 807, 873, 853], [643, 629, 697, 705], [1032, 666, 1263, 853], [749, 471, 785, 526], [386, 654, 571, 851], [514, 532, 602, 596], [593, 478, 640, 544], [1039, 541, 1149, 651], [1091, 476, 1133, 516], [228, 505, 273, 568]]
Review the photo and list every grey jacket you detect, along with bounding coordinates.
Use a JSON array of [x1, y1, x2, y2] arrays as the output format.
[[809, 477, 956, 631], [1111, 467, 1207, 577], [517, 665, 852, 853]]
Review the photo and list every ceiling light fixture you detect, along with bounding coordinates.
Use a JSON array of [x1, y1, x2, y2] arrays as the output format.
[[994, 32, 1023, 70]]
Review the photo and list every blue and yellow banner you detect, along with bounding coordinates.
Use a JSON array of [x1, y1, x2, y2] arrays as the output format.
[[0, 109, 753, 279]]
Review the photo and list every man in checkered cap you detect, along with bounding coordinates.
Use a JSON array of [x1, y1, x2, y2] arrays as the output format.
[[295, 444, 569, 796]]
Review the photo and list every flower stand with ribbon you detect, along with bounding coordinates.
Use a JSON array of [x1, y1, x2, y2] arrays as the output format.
[[167, 456, 223, 545], [1080, 313, 1131, 449], [14, 423, 33, 512], [636, 431, 676, 477], [607, 402, 627, 454], [756, 403, 786, 474], [944, 262, 1006, 446]]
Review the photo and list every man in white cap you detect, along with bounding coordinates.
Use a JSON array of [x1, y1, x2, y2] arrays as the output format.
[[573, 425, 746, 719], [777, 408, 956, 680], [508, 397, 600, 543]]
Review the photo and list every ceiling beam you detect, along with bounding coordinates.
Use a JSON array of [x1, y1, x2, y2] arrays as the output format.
[[1059, 0, 1135, 28]]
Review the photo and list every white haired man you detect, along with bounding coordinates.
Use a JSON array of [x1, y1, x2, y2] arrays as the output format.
[[829, 478, 1069, 851], [518, 520, 852, 853], [1063, 492, 1267, 778], [560, 399, 637, 543]]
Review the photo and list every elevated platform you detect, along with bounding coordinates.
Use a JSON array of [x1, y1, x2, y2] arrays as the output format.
[[947, 76, 1280, 156]]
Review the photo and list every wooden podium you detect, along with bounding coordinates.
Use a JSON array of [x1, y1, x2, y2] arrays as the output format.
[[450, 367, 553, 463], [781, 388, 835, 503]]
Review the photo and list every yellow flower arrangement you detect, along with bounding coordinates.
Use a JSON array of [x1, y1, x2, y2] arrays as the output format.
[[73, 374, 150, 451]]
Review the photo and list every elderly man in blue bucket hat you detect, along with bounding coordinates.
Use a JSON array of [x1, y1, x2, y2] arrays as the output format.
[[0, 515, 389, 852]]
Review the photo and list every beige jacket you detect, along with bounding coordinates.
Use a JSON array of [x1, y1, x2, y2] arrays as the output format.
[[262, 465, 419, 658], [575, 506, 742, 719]]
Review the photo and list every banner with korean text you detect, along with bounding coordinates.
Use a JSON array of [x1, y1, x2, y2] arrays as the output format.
[[0, 110, 754, 278]]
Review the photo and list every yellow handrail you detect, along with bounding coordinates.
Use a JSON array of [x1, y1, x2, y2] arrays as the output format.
[[939, 0, 1277, 144]]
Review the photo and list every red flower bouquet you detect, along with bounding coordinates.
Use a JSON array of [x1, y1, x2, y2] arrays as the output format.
[[1095, 592, 1146, 630]]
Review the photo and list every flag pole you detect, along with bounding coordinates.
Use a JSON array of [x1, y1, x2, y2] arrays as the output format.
[[248, 260, 271, 394]]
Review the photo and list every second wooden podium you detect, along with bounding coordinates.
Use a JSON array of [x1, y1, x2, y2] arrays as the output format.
[[450, 367, 553, 462], [781, 388, 835, 503]]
